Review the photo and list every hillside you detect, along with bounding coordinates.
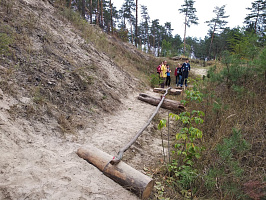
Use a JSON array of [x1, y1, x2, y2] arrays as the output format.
[[0, 0, 165, 199]]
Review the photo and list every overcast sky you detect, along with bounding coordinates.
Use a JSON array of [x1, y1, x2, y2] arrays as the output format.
[[112, 0, 254, 39]]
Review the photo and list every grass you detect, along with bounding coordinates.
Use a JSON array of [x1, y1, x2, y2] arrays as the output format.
[[149, 50, 266, 199]]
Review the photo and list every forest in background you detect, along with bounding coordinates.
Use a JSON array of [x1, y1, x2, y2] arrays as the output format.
[[50, 0, 266, 59]]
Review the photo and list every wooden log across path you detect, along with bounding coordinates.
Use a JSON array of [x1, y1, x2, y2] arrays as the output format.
[[153, 88, 182, 95], [138, 93, 185, 112], [77, 147, 154, 200]]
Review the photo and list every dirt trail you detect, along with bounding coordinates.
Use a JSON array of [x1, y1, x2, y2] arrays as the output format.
[[0, 0, 208, 198], [0, 88, 166, 200], [190, 68, 207, 77]]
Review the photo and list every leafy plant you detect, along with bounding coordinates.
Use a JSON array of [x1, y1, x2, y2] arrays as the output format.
[[181, 87, 203, 106], [168, 110, 205, 189], [158, 88, 205, 195], [154, 181, 170, 200]]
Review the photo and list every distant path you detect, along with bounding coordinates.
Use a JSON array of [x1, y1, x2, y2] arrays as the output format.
[[190, 67, 207, 77]]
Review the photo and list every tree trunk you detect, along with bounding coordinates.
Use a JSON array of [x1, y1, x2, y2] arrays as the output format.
[[110, 0, 113, 34], [130, 18, 133, 43], [183, 15, 187, 53], [77, 147, 154, 200], [208, 22, 216, 59], [81, 0, 85, 19], [100, 0, 103, 27], [138, 93, 185, 112], [254, 3, 259, 33], [96, 0, 99, 25], [90, 0, 92, 24], [135, 0, 138, 47]]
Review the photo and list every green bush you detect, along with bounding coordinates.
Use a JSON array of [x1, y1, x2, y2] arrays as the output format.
[[253, 47, 266, 80], [0, 25, 13, 55], [0, 33, 11, 53], [150, 73, 160, 88], [204, 128, 250, 199]]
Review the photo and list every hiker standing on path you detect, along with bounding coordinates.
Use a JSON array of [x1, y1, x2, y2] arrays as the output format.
[[165, 64, 171, 87], [157, 61, 163, 77], [181, 59, 190, 87], [174, 63, 182, 87], [156, 61, 163, 85], [160, 60, 167, 88]]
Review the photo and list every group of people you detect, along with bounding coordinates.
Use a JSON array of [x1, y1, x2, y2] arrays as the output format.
[[157, 59, 190, 88]]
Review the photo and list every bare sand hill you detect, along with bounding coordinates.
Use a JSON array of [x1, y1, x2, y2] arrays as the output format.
[[0, 0, 173, 199]]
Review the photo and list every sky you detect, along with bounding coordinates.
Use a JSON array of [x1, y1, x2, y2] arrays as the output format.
[[112, 0, 254, 39]]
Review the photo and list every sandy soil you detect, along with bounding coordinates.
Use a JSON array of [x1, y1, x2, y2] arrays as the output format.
[[190, 68, 207, 77], [0, 0, 165, 199], [0, 87, 167, 200]]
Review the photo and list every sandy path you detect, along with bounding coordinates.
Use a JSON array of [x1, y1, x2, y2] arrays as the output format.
[[190, 68, 208, 77], [0, 89, 164, 200]]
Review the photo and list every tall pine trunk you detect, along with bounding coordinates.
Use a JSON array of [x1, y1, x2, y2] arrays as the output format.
[[100, 0, 103, 27], [90, 0, 92, 24], [183, 14, 187, 54], [254, 3, 260, 33], [81, 0, 85, 19], [110, 0, 113, 34], [208, 22, 216, 59], [130, 18, 133, 43], [96, 0, 99, 25], [135, 0, 138, 47]]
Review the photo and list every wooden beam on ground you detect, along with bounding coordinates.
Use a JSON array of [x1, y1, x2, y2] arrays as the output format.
[[153, 88, 182, 95], [138, 93, 185, 112], [77, 147, 154, 200]]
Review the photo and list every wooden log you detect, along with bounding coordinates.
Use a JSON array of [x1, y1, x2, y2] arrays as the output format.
[[138, 93, 185, 112], [77, 146, 154, 200], [153, 88, 182, 95]]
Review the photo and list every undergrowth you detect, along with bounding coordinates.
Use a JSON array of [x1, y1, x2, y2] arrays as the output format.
[[153, 47, 265, 199]]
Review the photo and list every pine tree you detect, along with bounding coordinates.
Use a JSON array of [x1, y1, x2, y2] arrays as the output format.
[[244, 0, 266, 34], [179, 0, 198, 54], [150, 19, 160, 55], [205, 5, 229, 59], [140, 5, 150, 51]]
